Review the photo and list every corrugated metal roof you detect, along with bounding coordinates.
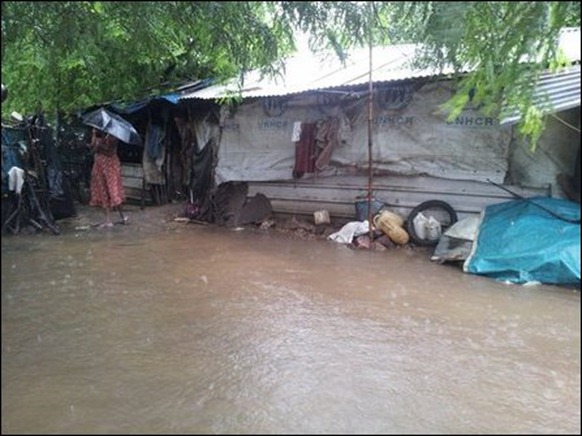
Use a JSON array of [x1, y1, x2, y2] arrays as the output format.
[[181, 44, 458, 100], [181, 27, 581, 102], [500, 64, 581, 125]]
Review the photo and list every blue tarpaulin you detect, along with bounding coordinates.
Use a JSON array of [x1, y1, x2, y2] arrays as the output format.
[[111, 93, 180, 114], [464, 197, 581, 285], [111, 79, 214, 114]]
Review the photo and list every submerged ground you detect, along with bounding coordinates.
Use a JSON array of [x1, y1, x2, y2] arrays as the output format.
[[2, 203, 580, 434]]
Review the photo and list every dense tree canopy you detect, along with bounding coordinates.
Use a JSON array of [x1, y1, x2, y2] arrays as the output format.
[[1, 1, 580, 145], [1, 1, 296, 115]]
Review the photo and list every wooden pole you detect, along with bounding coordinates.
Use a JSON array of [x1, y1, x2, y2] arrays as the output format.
[[367, 39, 374, 240]]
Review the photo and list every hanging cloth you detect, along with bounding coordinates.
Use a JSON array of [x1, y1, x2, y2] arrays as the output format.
[[293, 122, 316, 179], [145, 123, 165, 160]]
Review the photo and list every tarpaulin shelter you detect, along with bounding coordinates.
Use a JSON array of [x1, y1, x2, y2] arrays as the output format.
[[176, 28, 580, 220], [464, 197, 580, 285]]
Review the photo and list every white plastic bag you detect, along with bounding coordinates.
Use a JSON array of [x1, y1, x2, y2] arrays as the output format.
[[328, 220, 369, 244]]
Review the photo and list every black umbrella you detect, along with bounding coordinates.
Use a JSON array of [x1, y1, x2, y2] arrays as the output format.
[[82, 107, 142, 145]]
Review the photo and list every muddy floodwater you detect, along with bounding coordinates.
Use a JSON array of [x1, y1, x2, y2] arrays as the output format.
[[2, 206, 580, 434]]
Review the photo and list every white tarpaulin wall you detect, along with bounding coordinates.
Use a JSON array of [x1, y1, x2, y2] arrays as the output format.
[[215, 81, 512, 184]]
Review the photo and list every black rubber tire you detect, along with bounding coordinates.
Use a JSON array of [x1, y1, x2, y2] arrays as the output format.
[[406, 200, 458, 246]]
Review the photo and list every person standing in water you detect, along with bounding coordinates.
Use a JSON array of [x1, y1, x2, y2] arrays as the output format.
[[89, 128, 127, 228]]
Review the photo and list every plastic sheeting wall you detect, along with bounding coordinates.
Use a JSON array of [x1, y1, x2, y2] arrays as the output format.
[[508, 107, 581, 198], [216, 81, 512, 185]]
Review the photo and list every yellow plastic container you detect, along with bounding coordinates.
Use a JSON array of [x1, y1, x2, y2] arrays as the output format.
[[373, 211, 409, 245], [373, 210, 404, 229]]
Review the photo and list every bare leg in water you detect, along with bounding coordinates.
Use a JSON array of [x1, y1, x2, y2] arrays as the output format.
[[98, 206, 114, 228], [116, 205, 128, 224], [97, 205, 127, 228]]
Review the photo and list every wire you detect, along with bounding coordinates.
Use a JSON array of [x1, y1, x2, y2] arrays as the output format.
[[549, 113, 581, 133], [486, 179, 580, 224]]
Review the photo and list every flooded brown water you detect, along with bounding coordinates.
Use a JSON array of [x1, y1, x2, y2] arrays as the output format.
[[2, 205, 580, 434]]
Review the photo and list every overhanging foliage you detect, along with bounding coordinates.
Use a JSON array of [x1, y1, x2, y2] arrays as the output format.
[[2, 1, 579, 147]]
